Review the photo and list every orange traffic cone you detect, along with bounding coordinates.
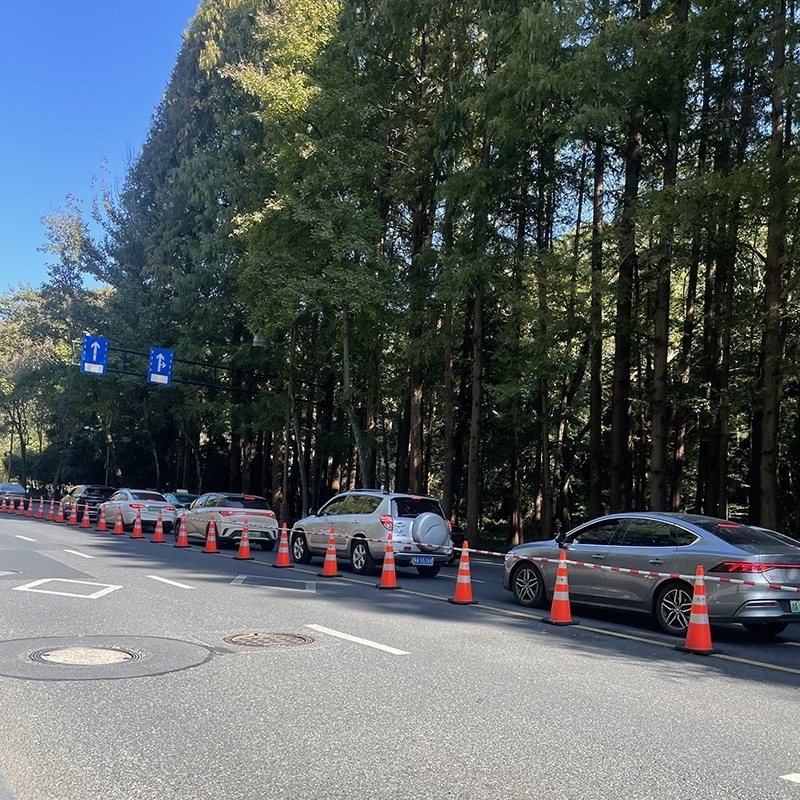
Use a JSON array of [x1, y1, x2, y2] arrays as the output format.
[[113, 506, 125, 535], [67, 502, 78, 525], [56, 500, 65, 523], [80, 503, 91, 528], [544, 550, 576, 625], [151, 511, 165, 543], [235, 519, 252, 560], [47, 499, 55, 521], [318, 529, 340, 577], [449, 540, 477, 604], [676, 565, 717, 655], [377, 533, 400, 590], [26, 498, 34, 517], [273, 524, 292, 568], [174, 514, 189, 548], [36, 498, 45, 519], [203, 518, 218, 554], [96, 505, 107, 531], [0, 496, 6, 513], [130, 508, 143, 538]]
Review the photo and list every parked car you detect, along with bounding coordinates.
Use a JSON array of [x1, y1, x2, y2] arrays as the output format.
[[163, 490, 199, 509], [98, 489, 175, 531], [61, 485, 116, 520], [291, 490, 454, 577], [503, 512, 800, 638], [1, 483, 26, 510], [180, 493, 278, 550]]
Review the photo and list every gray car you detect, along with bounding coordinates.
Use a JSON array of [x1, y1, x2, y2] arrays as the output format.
[[503, 512, 800, 638], [291, 490, 453, 577]]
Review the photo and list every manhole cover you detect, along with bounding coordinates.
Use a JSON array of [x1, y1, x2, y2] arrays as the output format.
[[223, 633, 314, 648], [30, 646, 141, 665]]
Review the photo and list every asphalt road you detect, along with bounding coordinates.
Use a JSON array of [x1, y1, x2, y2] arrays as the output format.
[[1, 513, 799, 800]]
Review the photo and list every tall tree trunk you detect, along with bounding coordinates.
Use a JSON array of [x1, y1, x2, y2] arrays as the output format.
[[589, 139, 605, 518], [760, 0, 787, 529], [343, 312, 374, 488], [466, 284, 484, 541]]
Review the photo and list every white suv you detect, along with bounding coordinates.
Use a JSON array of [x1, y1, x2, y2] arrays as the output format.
[[291, 490, 453, 577]]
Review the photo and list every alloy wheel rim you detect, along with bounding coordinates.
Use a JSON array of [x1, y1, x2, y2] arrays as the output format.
[[515, 568, 539, 603], [661, 587, 692, 632], [352, 545, 366, 571]]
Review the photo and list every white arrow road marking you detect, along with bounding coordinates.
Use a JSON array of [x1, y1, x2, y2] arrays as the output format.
[[14, 535, 35, 542], [305, 624, 410, 655], [781, 774, 800, 784], [64, 549, 94, 559], [146, 575, 195, 590]]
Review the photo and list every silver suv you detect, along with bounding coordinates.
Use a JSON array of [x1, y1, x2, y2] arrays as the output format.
[[291, 490, 453, 577]]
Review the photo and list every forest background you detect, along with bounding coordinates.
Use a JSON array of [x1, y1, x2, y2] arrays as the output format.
[[1, 0, 798, 546]]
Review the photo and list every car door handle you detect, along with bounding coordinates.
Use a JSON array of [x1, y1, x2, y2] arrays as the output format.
[[648, 558, 664, 565], [590, 554, 605, 560]]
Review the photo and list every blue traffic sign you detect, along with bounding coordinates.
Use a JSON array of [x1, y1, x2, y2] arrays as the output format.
[[80, 335, 109, 375], [148, 347, 174, 386]]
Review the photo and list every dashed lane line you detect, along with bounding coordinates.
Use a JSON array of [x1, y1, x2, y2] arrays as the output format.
[[781, 774, 800, 784], [305, 624, 410, 655], [14, 535, 35, 542], [63, 549, 95, 559], [146, 575, 196, 590]]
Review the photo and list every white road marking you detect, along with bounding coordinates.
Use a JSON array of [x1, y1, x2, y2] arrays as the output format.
[[146, 575, 195, 590], [231, 574, 316, 592], [780, 774, 800, 784], [439, 573, 486, 584], [63, 549, 95, 559], [12, 578, 121, 599], [14, 535, 35, 542], [305, 624, 410, 655]]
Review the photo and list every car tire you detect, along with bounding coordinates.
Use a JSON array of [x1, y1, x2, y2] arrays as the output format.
[[416, 564, 441, 578], [350, 539, 376, 575], [291, 532, 313, 564], [742, 622, 788, 638], [511, 562, 546, 608], [260, 540, 275, 552], [654, 581, 694, 636]]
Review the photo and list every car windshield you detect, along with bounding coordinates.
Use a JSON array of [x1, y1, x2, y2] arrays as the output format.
[[130, 491, 167, 502], [223, 496, 271, 510], [697, 520, 800, 553], [393, 497, 443, 518]]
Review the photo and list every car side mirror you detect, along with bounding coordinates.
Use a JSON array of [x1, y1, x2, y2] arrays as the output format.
[[555, 533, 567, 548]]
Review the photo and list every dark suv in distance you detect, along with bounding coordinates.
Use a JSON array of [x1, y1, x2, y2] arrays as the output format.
[[291, 490, 454, 576], [61, 485, 116, 520]]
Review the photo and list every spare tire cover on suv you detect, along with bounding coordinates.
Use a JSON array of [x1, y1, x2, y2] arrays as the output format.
[[412, 512, 450, 553]]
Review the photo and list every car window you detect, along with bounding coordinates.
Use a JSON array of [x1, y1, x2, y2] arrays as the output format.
[[673, 526, 699, 546], [393, 497, 444, 518], [222, 496, 271, 510], [616, 519, 675, 548], [321, 497, 347, 515], [109, 492, 124, 501], [359, 495, 383, 514], [698, 520, 800, 553], [342, 495, 372, 514], [569, 520, 622, 546], [131, 491, 166, 502]]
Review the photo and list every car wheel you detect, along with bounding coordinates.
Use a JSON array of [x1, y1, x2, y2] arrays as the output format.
[[654, 581, 694, 636], [742, 622, 788, 638], [291, 532, 313, 564], [511, 563, 546, 607], [260, 540, 275, 552], [416, 564, 441, 578], [350, 539, 376, 575]]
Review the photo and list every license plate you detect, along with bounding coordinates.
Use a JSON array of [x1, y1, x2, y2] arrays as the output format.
[[791, 600, 800, 613], [412, 556, 434, 566]]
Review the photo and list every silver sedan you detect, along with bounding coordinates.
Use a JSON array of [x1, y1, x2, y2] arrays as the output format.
[[99, 489, 175, 531], [503, 512, 800, 637]]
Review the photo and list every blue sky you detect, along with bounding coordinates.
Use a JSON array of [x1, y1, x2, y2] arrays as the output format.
[[0, 1, 202, 293]]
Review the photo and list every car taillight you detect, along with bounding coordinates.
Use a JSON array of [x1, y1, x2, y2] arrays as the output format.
[[710, 562, 771, 573], [380, 514, 393, 531], [165, 505, 175, 511], [220, 510, 237, 517], [266, 510, 276, 519], [130, 503, 145, 510]]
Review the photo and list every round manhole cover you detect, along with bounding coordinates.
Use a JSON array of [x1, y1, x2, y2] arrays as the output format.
[[30, 646, 141, 666], [223, 633, 314, 648]]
